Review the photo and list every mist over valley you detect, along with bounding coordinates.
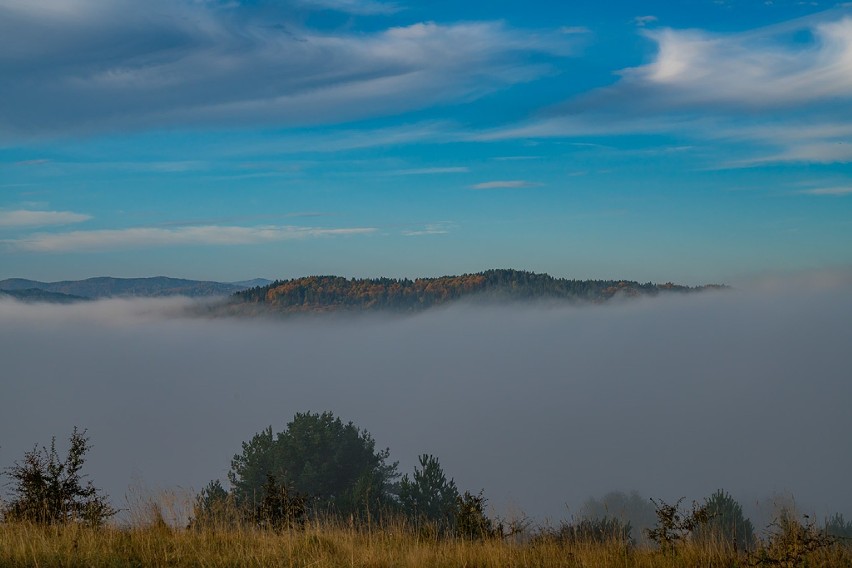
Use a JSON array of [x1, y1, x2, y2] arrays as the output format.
[[2, 269, 849, 527]]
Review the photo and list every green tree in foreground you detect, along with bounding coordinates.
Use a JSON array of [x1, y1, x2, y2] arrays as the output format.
[[228, 411, 399, 518], [2, 427, 116, 526], [399, 454, 459, 532]]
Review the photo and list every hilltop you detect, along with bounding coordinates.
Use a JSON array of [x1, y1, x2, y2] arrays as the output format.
[[230, 269, 725, 314]]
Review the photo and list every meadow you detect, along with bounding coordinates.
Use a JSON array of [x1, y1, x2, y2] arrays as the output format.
[[2, 516, 851, 568]]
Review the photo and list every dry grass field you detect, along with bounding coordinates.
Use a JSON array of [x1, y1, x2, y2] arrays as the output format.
[[2, 519, 850, 568]]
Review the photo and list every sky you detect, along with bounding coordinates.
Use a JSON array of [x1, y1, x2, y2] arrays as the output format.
[[2, 0, 852, 284]]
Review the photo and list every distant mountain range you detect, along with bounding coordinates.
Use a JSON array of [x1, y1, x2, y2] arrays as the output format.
[[0, 271, 726, 311], [228, 269, 726, 315], [0, 276, 273, 301]]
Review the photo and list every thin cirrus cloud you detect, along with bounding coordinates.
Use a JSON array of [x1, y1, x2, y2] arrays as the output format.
[[296, 0, 402, 14], [0, 0, 573, 137], [475, 9, 852, 166], [470, 180, 540, 189], [0, 209, 92, 228], [5, 225, 377, 253], [401, 222, 455, 236], [387, 167, 469, 176], [797, 186, 852, 196]]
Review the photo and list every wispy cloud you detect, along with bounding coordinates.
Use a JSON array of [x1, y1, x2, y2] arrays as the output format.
[[634, 15, 658, 27], [0, 209, 91, 228], [474, 9, 852, 166], [387, 167, 469, 176], [624, 16, 852, 109], [0, 1, 573, 137], [5, 225, 376, 253], [797, 186, 852, 195], [401, 221, 455, 236], [559, 26, 591, 34], [295, 0, 402, 14], [470, 180, 541, 189]]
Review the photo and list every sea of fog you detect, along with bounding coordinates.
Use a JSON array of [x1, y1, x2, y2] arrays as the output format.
[[1, 270, 851, 527]]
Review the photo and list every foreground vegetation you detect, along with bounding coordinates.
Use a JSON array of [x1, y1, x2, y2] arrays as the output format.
[[4, 418, 850, 567], [1, 518, 851, 568]]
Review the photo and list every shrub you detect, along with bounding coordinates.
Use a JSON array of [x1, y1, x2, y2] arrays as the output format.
[[254, 473, 307, 530], [646, 497, 712, 552], [2, 427, 116, 526], [750, 512, 836, 567], [455, 490, 498, 540]]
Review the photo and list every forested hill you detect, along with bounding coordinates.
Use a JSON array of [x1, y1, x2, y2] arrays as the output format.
[[232, 269, 725, 313]]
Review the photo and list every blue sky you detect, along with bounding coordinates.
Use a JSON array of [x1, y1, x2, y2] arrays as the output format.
[[1, 0, 851, 284]]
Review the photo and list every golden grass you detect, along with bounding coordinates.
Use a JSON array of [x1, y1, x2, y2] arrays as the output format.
[[2, 520, 850, 568]]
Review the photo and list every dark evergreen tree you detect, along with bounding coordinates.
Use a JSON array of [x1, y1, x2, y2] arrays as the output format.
[[694, 489, 755, 550], [399, 454, 459, 532], [228, 411, 399, 519]]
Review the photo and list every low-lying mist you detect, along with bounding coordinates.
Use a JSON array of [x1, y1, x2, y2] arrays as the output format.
[[1, 271, 851, 526]]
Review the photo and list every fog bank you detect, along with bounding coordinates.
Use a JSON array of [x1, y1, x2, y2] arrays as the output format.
[[1, 274, 850, 524]]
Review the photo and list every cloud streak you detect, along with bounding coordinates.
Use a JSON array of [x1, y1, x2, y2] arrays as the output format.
[[0, 209, 92, 228], [5, 224, 376, 253], [0, 1, 572, 136], [797, 186, 852, 196], [295, 0, 401, 15], [470, 180, 541, 189]]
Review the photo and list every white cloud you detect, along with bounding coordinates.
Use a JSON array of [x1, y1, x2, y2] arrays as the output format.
[[0, 1, 572, 136], [625, 16, 852, 108], [6, 225, 376, 253], [470, 180, 541, 189], [0, 209, 91, 228], [471, 10, 852, 166]]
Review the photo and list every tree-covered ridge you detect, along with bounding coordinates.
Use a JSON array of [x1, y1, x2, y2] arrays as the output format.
[[233, 269, 724, 313]]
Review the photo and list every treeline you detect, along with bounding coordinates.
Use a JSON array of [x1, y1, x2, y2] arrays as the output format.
[[196, 412, 501, 539], [232, 269, 724, 313]]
